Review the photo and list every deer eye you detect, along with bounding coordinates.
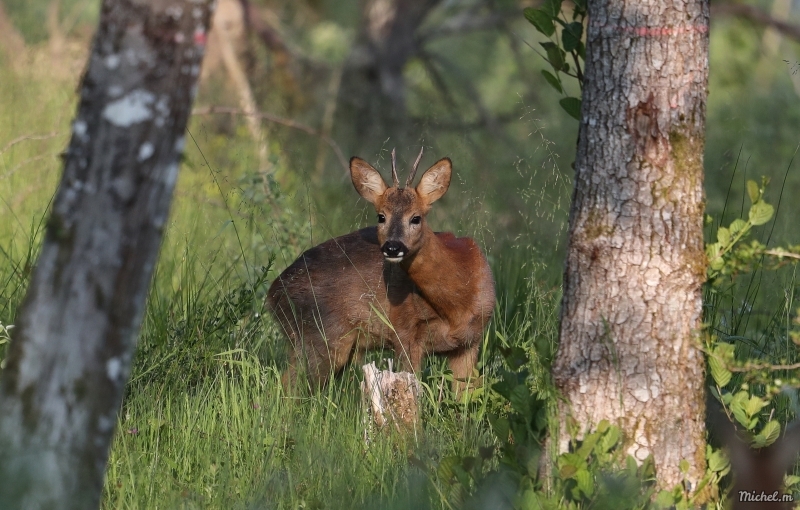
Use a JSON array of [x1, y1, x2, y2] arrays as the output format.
[[377, 213, 386, 223], [410, 216, 422, 225]]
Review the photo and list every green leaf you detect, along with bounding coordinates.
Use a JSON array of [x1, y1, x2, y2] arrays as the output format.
[[541, 42, 565, 71], [509, 384, 531, 415], [576, 431, 600, 460], [752, 420, 780, 448], [559, 463, 577, 479], [709, 354, 732, 387], [729, 218, 748, 236], [558, 452, 586, 476], [749, 201, 774, 226], [747, 180, 760, 204], [452, 464, 471, 487], [706, 242, 724, 271], [599, 426, 620, 453], [679, 459, 690, 474], [562, 21, 583, 52], [576, 41, 586, 60], [716, 226, 731, 246], [438, 456, 460, 483], [575, 468, 594, 497], [743, 395, 768, 417], [498, 345, 529, 369], [625, 455, 637, 474], [518, 488, 546, 509], [488, 414, 509, 442], [541, 0, 563, 18], [559, 97, 581, 120], [541, 69, 563, 93], [524, 8, 555, 37], [729, 394, 751, 430], [785, 475, 800, 489], [707, 449, 730, 473], [655, 490, 676, 508]]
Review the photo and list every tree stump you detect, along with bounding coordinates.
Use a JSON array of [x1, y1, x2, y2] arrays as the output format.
[[361, 361, 420, 438]]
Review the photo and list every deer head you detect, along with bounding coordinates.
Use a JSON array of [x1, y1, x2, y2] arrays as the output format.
[[350, 148, 452, 263]]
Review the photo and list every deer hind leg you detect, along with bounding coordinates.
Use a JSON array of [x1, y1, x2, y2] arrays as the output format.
[[281, 329, 328, 393], [446, 343, 480, 397], [277, 310, 334, 393], [296, 326, 361, 389]]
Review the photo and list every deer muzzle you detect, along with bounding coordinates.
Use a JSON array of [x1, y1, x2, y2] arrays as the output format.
[[381, 240, 407, 262]]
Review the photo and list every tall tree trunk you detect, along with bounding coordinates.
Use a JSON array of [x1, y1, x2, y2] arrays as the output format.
[[0, 0, 213, 507], [553, 0, 710, 493]]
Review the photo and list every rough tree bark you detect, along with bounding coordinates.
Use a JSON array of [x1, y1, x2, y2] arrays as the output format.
[[553, 0, 709, 493], [0, 0, 213, 507]]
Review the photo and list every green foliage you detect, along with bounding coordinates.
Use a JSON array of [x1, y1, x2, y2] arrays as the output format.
[[704, 178, 800, 282], [437, 343, 664, 509], [524, 0, 586, 120], [704, 180, 800, 505], [0, 321, 12, 369]]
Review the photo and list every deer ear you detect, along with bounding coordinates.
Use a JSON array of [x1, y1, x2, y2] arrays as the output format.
[[350, 157, 387, 205], [416, 158, 451, 205]]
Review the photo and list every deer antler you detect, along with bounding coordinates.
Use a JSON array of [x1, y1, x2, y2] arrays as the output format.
[[406, 146, 424, 187], [390, 148, 399, 187]]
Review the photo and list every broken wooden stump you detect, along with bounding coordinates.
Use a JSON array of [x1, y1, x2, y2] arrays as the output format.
[[361, 361, 421, 439]]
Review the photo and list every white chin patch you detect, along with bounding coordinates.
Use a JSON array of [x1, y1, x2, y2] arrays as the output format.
[[384, 256, 404, 263]]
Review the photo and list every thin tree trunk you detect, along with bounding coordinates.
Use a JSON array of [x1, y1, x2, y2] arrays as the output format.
[[337, 0, 441, 152], [0, 1, 27, 70], [554, 0, 710, 494], [0, 0, 213, 507]]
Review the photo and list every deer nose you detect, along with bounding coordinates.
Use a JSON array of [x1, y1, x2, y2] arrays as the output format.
[[381, 241, 407, 261]]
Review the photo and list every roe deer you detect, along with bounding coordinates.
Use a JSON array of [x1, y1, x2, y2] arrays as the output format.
[[267, 149, 495, 391]]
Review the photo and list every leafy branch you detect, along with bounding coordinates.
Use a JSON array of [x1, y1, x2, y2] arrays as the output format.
[[706, 178, 800, 283], [523, 0, 586, 120]]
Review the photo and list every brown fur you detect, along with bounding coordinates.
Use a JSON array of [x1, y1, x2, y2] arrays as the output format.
[[267, 155, 495, 390]]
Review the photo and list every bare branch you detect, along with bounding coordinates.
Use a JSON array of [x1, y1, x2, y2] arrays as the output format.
[[1, 132, 61, 155], [418, 9, 522, 43], [191, 106, 349, 174], [763, 249, 800, 260], [727, 360, 800, 372], [239, 0, 328, 71], [712, 3, 800, 43]]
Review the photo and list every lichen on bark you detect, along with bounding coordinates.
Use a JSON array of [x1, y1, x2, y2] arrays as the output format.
[[0, 0, 215, 507]]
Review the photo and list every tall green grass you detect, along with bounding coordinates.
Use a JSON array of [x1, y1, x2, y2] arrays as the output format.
[[96, 216, 562, 508]]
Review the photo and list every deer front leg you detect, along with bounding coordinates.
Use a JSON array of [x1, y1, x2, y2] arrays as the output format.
[[390, 327, 424, 374], [446, 342, 480, 398]]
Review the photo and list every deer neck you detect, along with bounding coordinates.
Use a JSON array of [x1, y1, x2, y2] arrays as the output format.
[[401, 229, 470, 320]]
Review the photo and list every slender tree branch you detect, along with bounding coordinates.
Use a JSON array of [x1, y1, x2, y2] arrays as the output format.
[[763, 248, 800, 260], [727, 360, 800, 372], [417, 9, 523, 43], [0, 132, 61, 155], [238, 0, 328, 71], [712, 2, 800, 43], [191, 106, 349, 174]]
